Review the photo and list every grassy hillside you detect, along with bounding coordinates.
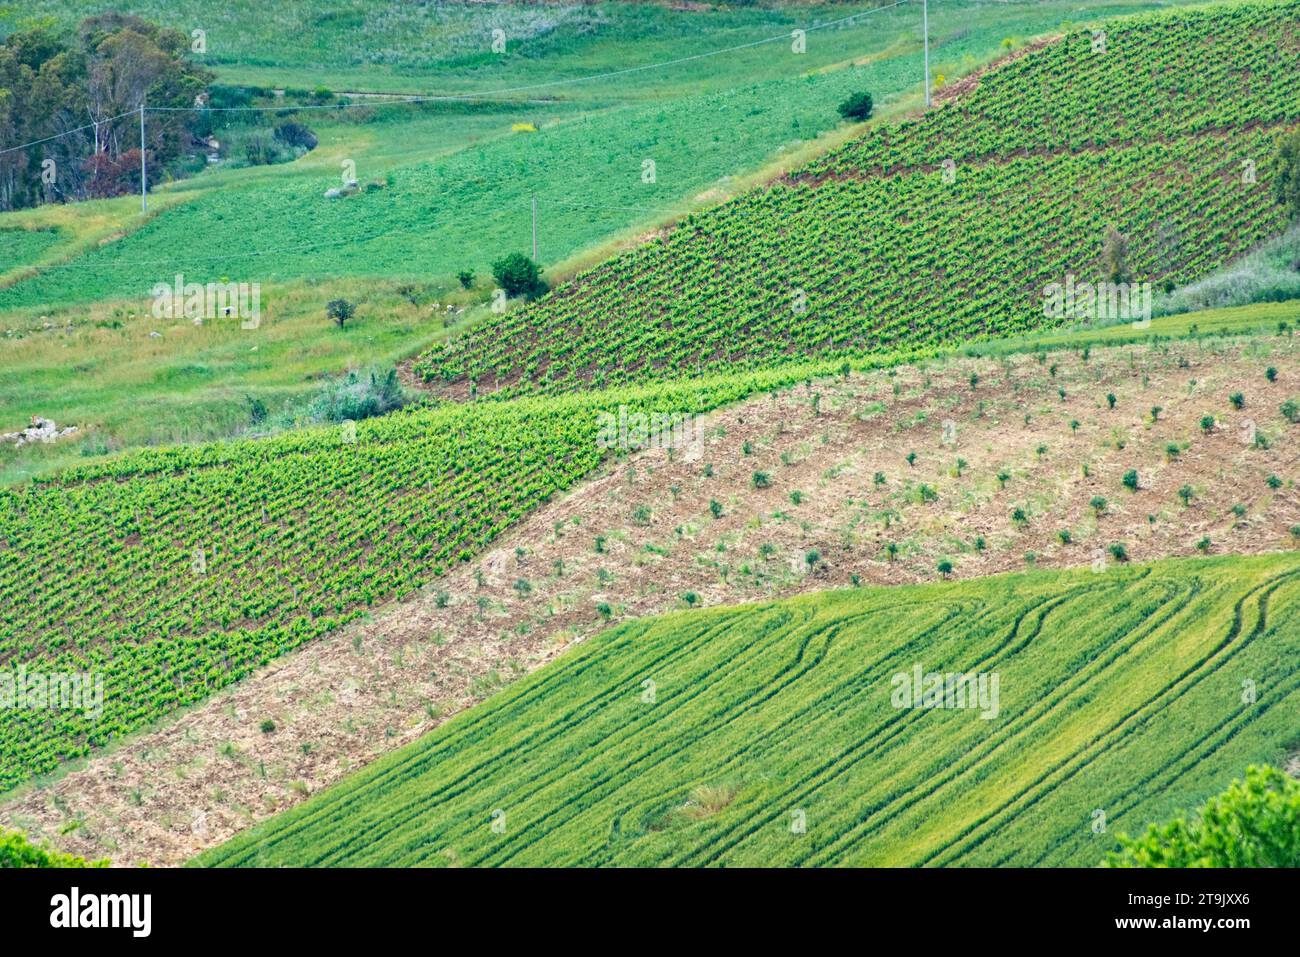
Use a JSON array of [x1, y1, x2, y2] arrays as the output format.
[[195, 552, 1300, 867], [2, 311, 1294, 866], [0, 1, 1200, 97], [414, 0, 1300, 395], [0, 1, 1230, 482]]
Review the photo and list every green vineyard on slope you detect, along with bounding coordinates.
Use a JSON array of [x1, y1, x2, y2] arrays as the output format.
[[197, 553, 1300, 867], [414, 0, 1300, 395], [0, 369, 830, 793]]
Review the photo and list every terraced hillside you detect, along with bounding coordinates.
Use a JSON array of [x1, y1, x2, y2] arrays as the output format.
[[197, 552, 1300, 867], [415, 0, 1300, 394]]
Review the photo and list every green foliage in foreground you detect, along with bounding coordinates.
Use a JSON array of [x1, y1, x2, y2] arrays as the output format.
[[1106, 765, 1300, 868], [0, 828, 107, 868], [198, 553, 1300, 867]]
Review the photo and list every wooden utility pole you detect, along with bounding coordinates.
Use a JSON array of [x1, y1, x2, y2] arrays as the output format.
[[922, 0, 931, 107], [139, 101, 147, 213]]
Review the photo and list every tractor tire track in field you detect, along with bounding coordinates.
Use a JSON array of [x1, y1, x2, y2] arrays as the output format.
[[1021, 572, 1300, 866], [679, 590, 1074, 866], [438, 605, 875, 866], [317, 604, 818, 865], [586, 598, 984, 865], [489, 600, 980, 867], [794, 573, 1189, 865], [922, 569, 1295, 866], [225, 610, 765, 866]]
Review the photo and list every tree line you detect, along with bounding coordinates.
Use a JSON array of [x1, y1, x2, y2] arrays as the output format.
[[0, 13, 211, 211]]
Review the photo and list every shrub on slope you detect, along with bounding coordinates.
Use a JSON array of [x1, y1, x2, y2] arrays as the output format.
[[1106, 765, 1300, 868]]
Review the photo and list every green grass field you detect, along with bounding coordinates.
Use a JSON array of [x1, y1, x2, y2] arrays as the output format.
[[3, 1, 1180, 310], [196, 552, 1300, 867], [0, 1, 1204, 98]]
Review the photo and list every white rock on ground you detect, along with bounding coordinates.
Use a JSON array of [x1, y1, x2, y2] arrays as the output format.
[[1, 416, 78, 447]]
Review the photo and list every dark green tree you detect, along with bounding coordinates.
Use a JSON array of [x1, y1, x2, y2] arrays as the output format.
[[492, 253, 548, 300]]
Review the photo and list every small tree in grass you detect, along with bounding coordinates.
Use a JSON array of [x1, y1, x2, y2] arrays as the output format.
[[327, 298, 355, 328], [491, 253, 547, 300], [837, 91, 873, 122], [1100, 226, 1131, 284]]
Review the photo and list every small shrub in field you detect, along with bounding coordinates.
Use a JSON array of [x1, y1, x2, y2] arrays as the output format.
[[751, 471, 771, 489], [709, 499, 723, 519], [1200, 414, 1216, 434], [936, 559, 953, 578], [491, 253, 547, 300], [837, 91, 873, 121], [1122, 469, 1139, 492], [295, 368, 404, 424], [1, 829, 107, 868], [1091, 496, 1108, 516], [1108, 542, 1129, 562], [260, 719, 276, 734], [1105, 766, 1300, 867]]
